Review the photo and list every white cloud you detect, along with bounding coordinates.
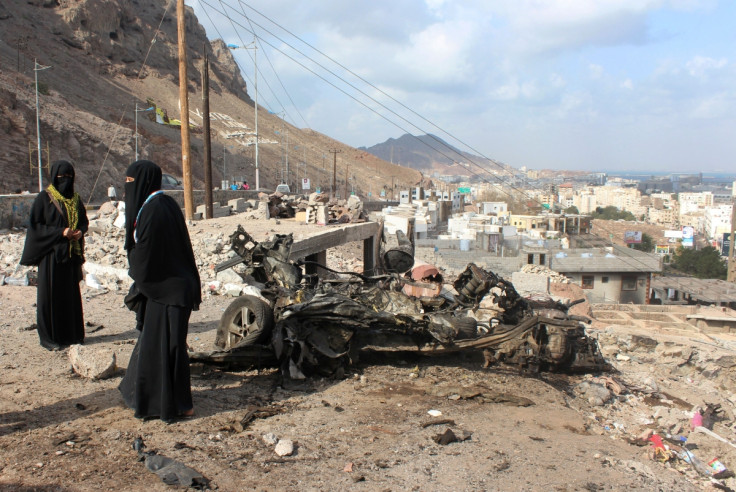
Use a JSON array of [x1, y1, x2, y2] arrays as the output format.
[[189, 0, 736, 172], [685, 56, 727, 78], [691, 93, 731, 119]]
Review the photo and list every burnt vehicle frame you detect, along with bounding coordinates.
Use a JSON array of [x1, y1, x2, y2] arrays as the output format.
[[193, 225, 608, 378]]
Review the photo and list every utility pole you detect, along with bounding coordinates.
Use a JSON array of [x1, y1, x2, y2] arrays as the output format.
[[202, 49, 213, 219], [285, 130, 289, 187], [329, 149, 342, 200], [728, 195, 736, 282], [34, 59, 50, 192], [344, 158, 349, 199], [223, 147, 228, 185], [177, 0, 193, 219], [228, 40, 259, 189], [134, 103, 154, 161], [252, 41, 259, 190]]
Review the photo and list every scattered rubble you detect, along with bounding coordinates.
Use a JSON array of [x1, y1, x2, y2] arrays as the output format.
[[519, 263, 571, 283], [274, 439, 295, 457]]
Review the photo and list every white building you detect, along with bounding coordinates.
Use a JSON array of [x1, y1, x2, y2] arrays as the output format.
[[703, 204, 733, 240]]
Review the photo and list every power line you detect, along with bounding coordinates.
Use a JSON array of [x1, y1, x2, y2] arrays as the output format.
[[235, 2, 310, 130], [193, 1, 672, 275]]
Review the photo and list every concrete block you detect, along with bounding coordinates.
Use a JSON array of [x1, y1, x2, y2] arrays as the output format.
[[316, 205, 328, 225], [228, 198, 248, 213], [511, 272, 550, 296], [294, 211, 307, 223], [196, 204, 231, 219]]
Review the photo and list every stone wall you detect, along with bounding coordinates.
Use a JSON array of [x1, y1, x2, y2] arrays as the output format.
[[0, 189, 268, 229], [0, 194, 35, 229]]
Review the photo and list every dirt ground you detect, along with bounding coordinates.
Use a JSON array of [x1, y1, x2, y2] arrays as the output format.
[[1, 216, 735, 491]]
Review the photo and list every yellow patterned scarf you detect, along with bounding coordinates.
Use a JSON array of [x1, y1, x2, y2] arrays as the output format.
[[47, 184, 82, 257]]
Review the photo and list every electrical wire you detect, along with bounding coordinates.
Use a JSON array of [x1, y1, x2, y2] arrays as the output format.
[[236, 2, 310, 130], [198, 0, 667, 273]]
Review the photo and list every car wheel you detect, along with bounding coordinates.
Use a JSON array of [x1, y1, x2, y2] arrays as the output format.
[[215, 295, 274, 350]]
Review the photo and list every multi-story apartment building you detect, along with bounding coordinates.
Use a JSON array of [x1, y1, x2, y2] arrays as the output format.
[[647, 207, 678, 228], [703, 204, 733, 240]]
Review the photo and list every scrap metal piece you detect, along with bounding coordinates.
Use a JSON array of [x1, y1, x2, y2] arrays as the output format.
[[381, 230, 415, 274], [453, 264, 496, 306]]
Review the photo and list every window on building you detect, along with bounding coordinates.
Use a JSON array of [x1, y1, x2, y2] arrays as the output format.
[[622, 275, 637, 291], [539, 254, 546, 265], [527, 254, 534, 265], [601, 276, 609, 283], [581, 275, 594, 289]]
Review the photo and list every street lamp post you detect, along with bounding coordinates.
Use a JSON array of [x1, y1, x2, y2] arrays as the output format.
[[34, 59, 50, 192], [135, 103, 154, 161], [228, 39, 259, 190], [223, 146, 234, 186]]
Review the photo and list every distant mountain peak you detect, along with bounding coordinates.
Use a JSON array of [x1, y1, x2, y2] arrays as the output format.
[[359, 133, 504, 178]]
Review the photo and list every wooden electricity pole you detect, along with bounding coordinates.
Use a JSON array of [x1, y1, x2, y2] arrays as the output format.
[[177, 0, 193, 219], [329, 148, 341, 200], [344, 159, 349, 199], [201, 49, 213, 220]]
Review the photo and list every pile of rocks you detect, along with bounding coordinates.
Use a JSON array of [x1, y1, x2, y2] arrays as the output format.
[[520, 263, 571, 283], [1, 195, 370, 297], [303, 192, 330, 225], [267, 192, 297, 219], [296, 193, 366, 225], [0, 202, 263, 295]]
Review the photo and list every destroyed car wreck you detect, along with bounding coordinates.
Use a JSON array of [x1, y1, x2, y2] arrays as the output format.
[[191, 226, 609, 379]]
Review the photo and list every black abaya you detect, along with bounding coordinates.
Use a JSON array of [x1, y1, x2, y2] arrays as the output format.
[[119, 160, 201, 422], [20, 162, 88, 350], [118, 300, 193, 421]]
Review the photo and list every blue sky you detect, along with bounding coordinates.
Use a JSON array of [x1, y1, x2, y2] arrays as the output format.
[[189, 0, 736, 173]]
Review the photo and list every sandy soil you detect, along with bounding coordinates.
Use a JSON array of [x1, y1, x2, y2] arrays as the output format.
[[0, 285, 695, 492], [0, 216, 731, 491]]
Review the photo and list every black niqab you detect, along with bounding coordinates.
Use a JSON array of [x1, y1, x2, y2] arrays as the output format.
[[124, 160, 200, 309], [21, 161, 86, 267], [124, 160, 162, 251], [51, 160, 75, 198]]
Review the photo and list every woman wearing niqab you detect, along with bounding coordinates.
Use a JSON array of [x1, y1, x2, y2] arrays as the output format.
[[20, 160, 88, 350], [118, 160, 201, 422]]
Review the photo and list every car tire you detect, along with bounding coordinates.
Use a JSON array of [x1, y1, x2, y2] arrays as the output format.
[[215, 295, 274, 350]]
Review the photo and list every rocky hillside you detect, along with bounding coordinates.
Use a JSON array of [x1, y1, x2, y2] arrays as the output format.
[[0, 0, 420, 201]]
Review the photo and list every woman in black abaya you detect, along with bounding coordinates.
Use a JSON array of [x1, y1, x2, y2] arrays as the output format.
[[118, 160, 201, 422], [20, 160, 88, 350]]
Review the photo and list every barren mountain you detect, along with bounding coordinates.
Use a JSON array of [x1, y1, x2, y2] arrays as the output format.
[[360, 133, 508, 180], [0, 0, 421, 200]]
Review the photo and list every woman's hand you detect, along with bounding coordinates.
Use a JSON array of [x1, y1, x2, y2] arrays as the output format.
[[63, 228, 83, 241]]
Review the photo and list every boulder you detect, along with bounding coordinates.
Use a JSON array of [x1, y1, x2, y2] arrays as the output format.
[[69, 344, 117, 380]]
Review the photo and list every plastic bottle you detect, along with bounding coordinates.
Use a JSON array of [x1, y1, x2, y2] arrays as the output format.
[[4, 276, 29, 286], [666, 433, 687, 443]]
